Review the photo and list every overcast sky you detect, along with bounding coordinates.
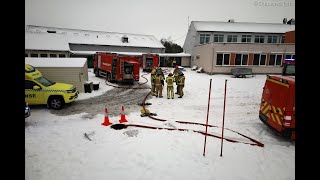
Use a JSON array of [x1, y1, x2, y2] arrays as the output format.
[[25, 0, 295, 46]]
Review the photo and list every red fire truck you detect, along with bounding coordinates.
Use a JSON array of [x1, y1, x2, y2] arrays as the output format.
[[141, 53, 159, 72], [259, 59, 295, 140], [93, 52, 140, 84]]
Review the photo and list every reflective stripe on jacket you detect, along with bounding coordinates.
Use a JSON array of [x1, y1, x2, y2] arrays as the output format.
[[177, 76, 185, 85], [166, 76, 174, 87]]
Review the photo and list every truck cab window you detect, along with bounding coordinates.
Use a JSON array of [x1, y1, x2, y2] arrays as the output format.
[[34, 77, 55, 87], [25, 80, 39, 89]]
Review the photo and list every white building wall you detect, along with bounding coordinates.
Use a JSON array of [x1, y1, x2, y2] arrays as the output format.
[[33, 67, 88, 93], [193, 43, 295, 74]]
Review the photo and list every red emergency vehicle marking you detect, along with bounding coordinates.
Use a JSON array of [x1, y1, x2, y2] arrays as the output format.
[[277, 107, 283, 115], [266, 113, 270, 118], [266, 78, 289, 88], [275, 114, 282, 125], [270, 113, 276, 122], [272, 106, 277, 114], [263, 105, 270, 114]]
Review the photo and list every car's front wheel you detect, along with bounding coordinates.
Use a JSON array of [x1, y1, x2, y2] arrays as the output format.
[[48, 96, 65, 109]]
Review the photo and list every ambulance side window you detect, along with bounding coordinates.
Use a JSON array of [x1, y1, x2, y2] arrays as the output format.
[[25, 80, 39, 89]]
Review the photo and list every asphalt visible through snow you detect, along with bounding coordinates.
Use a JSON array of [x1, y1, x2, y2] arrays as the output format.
[[50, 84, 151, 117]]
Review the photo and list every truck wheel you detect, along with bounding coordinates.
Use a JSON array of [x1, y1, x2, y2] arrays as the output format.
[[48, 96, 65, 109], [94, 68, 100, 77], [107, 73, 111, 82]]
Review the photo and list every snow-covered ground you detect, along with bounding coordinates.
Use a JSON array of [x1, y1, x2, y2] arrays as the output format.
[[25, 68, 295, 180]]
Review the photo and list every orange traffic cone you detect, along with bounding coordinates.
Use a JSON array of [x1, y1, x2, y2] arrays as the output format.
[[119, 106, 128, 123], [102, 108, 112, 126]]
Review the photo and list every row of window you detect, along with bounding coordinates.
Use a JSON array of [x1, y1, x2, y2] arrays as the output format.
[[200, 34, 285, 44], [25, 53, 67, 58], [215, 53, 295, 66]]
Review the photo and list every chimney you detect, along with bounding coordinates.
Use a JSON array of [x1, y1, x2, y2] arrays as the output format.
[[122, 35, 129, 43], [283, 18, 287, 24], [287, 18, 295, 25]]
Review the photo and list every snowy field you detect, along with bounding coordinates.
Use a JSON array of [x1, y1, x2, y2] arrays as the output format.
[[25, 68, 295, 180]]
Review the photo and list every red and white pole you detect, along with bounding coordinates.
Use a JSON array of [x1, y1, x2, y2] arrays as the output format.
[[203, 79, 212, 156], [220, 79, 227, 157]]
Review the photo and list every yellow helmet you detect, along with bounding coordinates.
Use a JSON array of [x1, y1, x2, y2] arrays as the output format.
[[151, 69, 156, 75]]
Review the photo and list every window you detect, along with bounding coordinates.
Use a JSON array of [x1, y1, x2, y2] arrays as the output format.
[[196, 55, 200, 59], [213, 34, 224, 42], [40, 54, 48, 57], [260, 54, 266, 65], [269, 54, 283, 66], [285, 64, 295, 75], [25, 53, 28, 57], [250, 54, 266, 65], [25, 80, 39, 89], [267, 36, 278, 43], [253, 54, 260, 65], [269, 55, 275, 65], [217, 54, 223, 65], [276, 55, 283, 65], [34, 76, 55, 87], [227, 35, 237, 42], [31, 53, 38, 57], [47, 30, 56, 33], [50, 54, 57, 57], [254, 35, 264, 43], [235, 54, 242, 65], [285, 54, 295, 59], [235, 54, 248, 65], [241, 35, 252, 43], [216, 53, 230, 65], [200, 34, 210, 44], [281, 35, 285, 43], [242, 54, 248, 65], [224, 54, 230, 65], [59, 54, 66, 58]]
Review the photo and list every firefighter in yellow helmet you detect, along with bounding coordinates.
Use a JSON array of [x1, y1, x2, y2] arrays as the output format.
[[150, 68, 156, 96], [154, 69, 164, 98], [166, 73, 175, 99], [177, 71, 185, 98], [173, 65, 180, 94]]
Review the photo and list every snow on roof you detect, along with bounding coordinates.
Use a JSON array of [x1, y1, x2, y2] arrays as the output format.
[[192, 21, 295, 33], [70, 50, 145, 56], [25, 58, 87, 68], [26, 25, 165, 49], [25, 32, 70, 51], [70, 51, 191, 57], [158, 52, 191, 57]]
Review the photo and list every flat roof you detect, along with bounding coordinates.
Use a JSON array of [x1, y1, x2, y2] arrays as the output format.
[[25, 58, 87, 68], [192, 21, 295, 33], [158, 53, 191, 57], [25, 32, 70, 51], [26, 25, 165, 49]]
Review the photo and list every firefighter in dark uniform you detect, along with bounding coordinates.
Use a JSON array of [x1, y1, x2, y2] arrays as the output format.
[[154, 69, 164, 98], [177, 71, 185, 98], [173, 65, 180, 94], [166, 73, 175, 99], [150, 69, 156, 96]]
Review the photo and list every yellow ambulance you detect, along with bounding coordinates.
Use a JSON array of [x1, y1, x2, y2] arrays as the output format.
[[25, 64, 79, 109]]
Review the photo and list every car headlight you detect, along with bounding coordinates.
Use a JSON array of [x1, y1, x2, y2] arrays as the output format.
[[66, 90, 73, 93]]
